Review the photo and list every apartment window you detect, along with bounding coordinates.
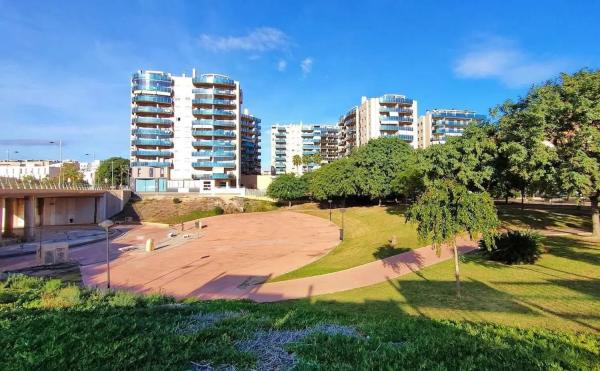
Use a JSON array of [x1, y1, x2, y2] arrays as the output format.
[[137, 168, 141, 177]]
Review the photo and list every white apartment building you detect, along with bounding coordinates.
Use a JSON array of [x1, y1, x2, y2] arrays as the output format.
[[79, 160, 101, 185], [270, 124, 338, 175], [130, 70, 261, 192], [338, 94, 418, 156], [0, 160, 61, 180], [418, 109, 486, 148]]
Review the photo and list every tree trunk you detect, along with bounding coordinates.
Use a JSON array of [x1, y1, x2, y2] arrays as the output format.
[[521, 188, 525, 210], [505, 195, 509, 204], [288, 200, 292, 208], [452, 242, 461, 299], [378, 198, 382, 206], [591, 194, 600, 237]]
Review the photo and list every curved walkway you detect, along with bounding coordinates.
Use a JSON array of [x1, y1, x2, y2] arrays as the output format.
[[201, 239, 478, 302]]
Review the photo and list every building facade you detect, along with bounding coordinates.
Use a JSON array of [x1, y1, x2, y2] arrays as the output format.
[[130, 70, 261, 192], [270, 124, 338, 175], [0, 160, 61, 180], [338, 94, 418, 156], [418, 109, 486, 148]]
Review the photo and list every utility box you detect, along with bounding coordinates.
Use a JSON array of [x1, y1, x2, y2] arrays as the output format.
[[36, 242, 69, 265], [145, 238, 155, 252]]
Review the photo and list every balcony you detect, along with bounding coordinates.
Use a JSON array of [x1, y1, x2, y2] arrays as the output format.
[[132, 139, 172, 147], [133, 95, 172, 105], [192, 74, 235, 87], [192, 173, 235, 180], [133, 106, 173, 115], [432, 112, 485, 120], [132, 117, 173, 126], [192, 109, 236, 118], [192, 140, 235, 148], [380, 95, 413, 105], [433, 120, 474, 127], [380, 124, 400, 131], [192, 130, 236, 138], [192, 98, 236, 107], [379, 116, 413, 123], [130, 161, 171, 167], [132, 72, 171, 82], [131, 150, 172, 157], [379, 107, 413, 114], [192, 161, 236, 168], [192, 119, 236, 128], [132, 128, 172, 136], [192, 88, 236, 97]]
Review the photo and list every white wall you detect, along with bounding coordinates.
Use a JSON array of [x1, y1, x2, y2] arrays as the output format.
[[171, 76, 195, 181]]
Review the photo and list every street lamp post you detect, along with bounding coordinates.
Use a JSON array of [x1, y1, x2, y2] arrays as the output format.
[[50, 140, 62, 185], [98, 220, 114, 289], [340, 208, 346, 241], [328, 199, 333, 221], [85, 152, 96, 186]]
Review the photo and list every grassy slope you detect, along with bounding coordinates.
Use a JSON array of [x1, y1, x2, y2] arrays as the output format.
[[271, 205, 424, 281], [0, 275, 598, 370]]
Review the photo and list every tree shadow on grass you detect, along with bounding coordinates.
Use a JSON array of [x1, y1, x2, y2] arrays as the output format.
[[544, 236, 600, 266], [372, 245, 411, 260]]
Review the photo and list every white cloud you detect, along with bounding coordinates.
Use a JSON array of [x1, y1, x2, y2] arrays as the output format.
[[454, 36, 568, 87], [199, 27, 291, 52], [300, 57, 313, 76], [277, 59, 287, 72]]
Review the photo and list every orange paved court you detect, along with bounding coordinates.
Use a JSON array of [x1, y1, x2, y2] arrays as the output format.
[[81, 211, 341, 298]]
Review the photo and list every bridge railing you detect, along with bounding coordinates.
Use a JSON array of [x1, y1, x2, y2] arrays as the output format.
[[0, 178, 130, 191]]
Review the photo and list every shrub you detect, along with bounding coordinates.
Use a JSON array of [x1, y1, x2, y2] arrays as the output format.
[[41, 285, 81, 308], [480, 230, 544, 264], [144, 293, 176, 306], [213, 206, 225, 215], [108, 290, 139, 307], [172, 197, 182, 204]]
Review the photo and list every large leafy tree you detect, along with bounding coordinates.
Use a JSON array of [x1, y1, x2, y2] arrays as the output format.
[[48, 163, 85, 184], [266, 173, 307, 207], [531, 70, 600, 235], [353, 137, 413, 205], [95, 157, 130, 186], [494, 100, 558, 208], [309, 158, 358, 201], [406, 180, 499, 297]]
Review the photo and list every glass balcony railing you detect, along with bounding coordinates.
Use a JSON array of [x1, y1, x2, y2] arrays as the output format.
[[192, 75, 235, 86], [133, 95, 173, 104], [379, 107, 413, 114], [433, 120, 475, 127], [133, 117, 173, 125], [192, 140, 235, 148], [133, 106, 173, 114], [192, 119, 236, 128], [432, 112, 486, 120], [379, 116, 413, 123], [433, 128, 466, 134], [192, 130, 236, 137], [192, 161, 236, 168], [132, 72, 171, 82], [131, 150, 172, 157], [132, 128, 172, 136], [130, 161, 171, 167], [380, 95, 413, 104], [192, 88, 236, 96], [192, 98, 236, 106], [192, 109, 236, 117], [380, 125, 400, 131], [132, 139, 172, 146], [132, 83, 171, 93], [192, 173, 234, 180]]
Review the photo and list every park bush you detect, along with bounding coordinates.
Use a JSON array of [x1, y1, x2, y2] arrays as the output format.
[[213, 206, 225, 215], [172, 197, 182, 204], [480, 230, 544, 264]]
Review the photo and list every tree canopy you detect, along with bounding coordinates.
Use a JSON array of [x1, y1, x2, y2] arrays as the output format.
[[266, 173, 307, 206], [95, 157, 130, 186]]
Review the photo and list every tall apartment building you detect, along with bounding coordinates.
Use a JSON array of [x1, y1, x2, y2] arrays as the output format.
[[417, 109, 486, 148], [130, 70, 261, 192], [270, 124, 339, 175], [338, 94, 418, 156]]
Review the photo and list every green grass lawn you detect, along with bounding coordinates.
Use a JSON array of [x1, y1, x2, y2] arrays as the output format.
[[316, 234, 600, 334], [271, 205, 425, 281], [1, 274, 598, 370], [497, 204, 591, 233]]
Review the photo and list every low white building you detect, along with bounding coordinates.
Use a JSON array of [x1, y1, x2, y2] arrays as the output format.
[[0, 160, 61, 180], [79, 160, 101, 185]]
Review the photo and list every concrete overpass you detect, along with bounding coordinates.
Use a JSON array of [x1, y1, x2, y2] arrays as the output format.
[[1, 183, 130, 242]]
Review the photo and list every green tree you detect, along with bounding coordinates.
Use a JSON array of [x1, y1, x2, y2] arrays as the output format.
[[292, 154, 302, 174], [49, 163, 84, 184], [309, 158, 358, 201], [266, 173, 307, 207], [353, 137, 414, 205], [312, 153, 323, 165], [527, 69, 600, 235], [95, 157, 130, 187], [406, 180, 499, 297], [19, 175, 38, 184]]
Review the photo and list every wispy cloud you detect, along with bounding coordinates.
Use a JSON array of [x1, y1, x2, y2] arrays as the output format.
[[277, 59, 287, 72], [454, 36, 568, 87], [300, 57, 313, 76], [199, 27, 291, 52]]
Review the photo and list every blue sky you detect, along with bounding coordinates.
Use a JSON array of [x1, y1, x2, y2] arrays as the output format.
[[1, 0, 598, 169]]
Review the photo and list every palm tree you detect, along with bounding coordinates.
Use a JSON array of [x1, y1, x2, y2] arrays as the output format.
[[292, 154, 302, 174]]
